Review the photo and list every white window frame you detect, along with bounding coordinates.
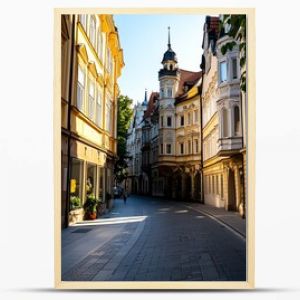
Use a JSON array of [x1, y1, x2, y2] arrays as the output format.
[[77, 64, 85, 112], [88, 77, 95, 121], [89, 16, 96, 48], [220, 61, 228, 83]]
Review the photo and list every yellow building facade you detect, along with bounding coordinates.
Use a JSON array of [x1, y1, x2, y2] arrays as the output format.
[[61, 14, 124, 227]]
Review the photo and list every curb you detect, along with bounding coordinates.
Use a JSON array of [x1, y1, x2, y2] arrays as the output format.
[[183, 203, 246, 241]]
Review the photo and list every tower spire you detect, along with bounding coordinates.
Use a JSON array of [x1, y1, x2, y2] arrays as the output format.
[[143, 88, 148, 105], [168, 26, 171, 50]]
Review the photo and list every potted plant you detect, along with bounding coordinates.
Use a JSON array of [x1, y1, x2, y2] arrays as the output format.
[[70, 195, 82, 210], [83, 194, 99, 220]]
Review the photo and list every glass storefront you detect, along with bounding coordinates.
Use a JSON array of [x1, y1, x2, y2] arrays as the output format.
[[98, 167, 105, 202], [86, 163, 97, 197], [70, 158, 84, 209]]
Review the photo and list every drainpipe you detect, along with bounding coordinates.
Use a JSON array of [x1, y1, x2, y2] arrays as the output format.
[[65, 14, 75, 228], [198, 79, 204, 204]]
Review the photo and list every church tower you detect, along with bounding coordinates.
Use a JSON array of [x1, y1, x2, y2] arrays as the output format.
[[158, 27, 180, 105], [157, 27, 179, 159]]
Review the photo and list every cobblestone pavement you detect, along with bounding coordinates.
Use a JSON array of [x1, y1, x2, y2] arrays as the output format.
[[62, 196, 246, 281]]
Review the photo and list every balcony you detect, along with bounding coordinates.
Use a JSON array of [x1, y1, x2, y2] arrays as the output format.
[[218, 136, 243, 153]]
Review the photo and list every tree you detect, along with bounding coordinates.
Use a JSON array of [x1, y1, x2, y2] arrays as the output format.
[[220, 15, 246, 92], [114, 95, 134, 183]]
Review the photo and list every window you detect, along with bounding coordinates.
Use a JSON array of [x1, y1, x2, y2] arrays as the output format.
[[79, 15, 87, 31], [70, 158, 84, 206], [98, 167, 105, 201], [167, 88, 172, 98], [222, 108, 229, 137], [166, 144, 171, 154], [220, 61, 227, 83], [180, 115, 184, 126], [167, 116, 172, 127], [77, 65, 85, 112], [105, 96, 112, 132], [194, 110, 199, 123], [107, 49, 113, 74], [195, 139, 199, 153], [89, 16, 96, 48], [160, 144, 163, 154], [160, 116, 164, 127], [180, 143, 184, 154], [234, 106, 241, 136], [232, 57, 238, 79], [86, 164, 97, 198], [188, 140, 192, 154], [96, 88, 102, 127], [216, 175, 219, 195], [188, 112, 192, 125], [160, 88, 164, 98], [88, 78, 95, 120], [97, 31, 103, 61]]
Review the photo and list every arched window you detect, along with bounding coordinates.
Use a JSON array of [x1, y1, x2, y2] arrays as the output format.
[[234, 106, 241, 136], [222, 108, 229, 137]]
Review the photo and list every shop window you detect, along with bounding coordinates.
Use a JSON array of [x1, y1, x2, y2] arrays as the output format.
[[70, 158, 84, 208], [86, 164, 97, 198], [77, 65, 85, 112], [98, 167, 105, 202]]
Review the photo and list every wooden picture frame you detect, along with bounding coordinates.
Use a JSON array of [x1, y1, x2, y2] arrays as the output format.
[[54, 7, 255, 289]]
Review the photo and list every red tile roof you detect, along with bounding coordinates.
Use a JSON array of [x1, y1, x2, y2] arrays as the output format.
[[176, 69, 202, 98]]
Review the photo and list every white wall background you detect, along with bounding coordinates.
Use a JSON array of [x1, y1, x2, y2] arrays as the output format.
[[0, 0, 300, 299]]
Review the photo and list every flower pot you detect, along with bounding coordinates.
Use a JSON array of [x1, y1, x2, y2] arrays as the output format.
[[85, 211, 97, 220]]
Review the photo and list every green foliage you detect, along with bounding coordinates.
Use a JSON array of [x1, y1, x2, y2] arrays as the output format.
[[115, 95, 134, 183], [220, 15, 247, 92], [70, 195, 82, 210], [83, 194, 100, 213]]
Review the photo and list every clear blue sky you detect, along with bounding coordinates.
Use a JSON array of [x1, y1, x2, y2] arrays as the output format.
[[114, 14, 206, 104]]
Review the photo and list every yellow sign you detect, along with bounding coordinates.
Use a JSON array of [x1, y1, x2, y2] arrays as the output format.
[[70, 179, 76, 193]]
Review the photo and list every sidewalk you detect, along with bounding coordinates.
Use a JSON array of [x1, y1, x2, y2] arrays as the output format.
[[183, 202, 246, 238]]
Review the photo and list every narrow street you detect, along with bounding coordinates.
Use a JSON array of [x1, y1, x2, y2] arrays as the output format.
[[62, 196, 246, 281]]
